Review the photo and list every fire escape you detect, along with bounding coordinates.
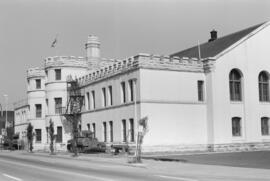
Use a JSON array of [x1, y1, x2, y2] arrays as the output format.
[[61, 75, 84, 155]]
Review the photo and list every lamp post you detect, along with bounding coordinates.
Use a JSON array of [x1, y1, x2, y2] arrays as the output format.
[[3, 95, 8, 129]]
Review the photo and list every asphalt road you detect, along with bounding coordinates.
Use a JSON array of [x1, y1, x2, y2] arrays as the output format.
[[1, 151, 270, 181], [0, 152, 199, 181]]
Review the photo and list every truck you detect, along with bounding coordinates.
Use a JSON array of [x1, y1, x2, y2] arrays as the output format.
[[67, 130, 106, 153]]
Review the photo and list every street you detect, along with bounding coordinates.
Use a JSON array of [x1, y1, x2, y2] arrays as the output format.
[[0, 151, 270, 181]]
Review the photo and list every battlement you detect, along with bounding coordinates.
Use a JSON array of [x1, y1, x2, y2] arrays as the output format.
[[76, 53, 205, 87], [44, 56, 88, 69], [27, 67, 45, 79]]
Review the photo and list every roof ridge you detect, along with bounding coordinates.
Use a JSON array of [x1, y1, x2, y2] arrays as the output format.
[[171, 22, 266, 59]]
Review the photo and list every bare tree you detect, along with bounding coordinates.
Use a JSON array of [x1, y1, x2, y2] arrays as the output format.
[[26, 123, 34, 152], [49, 119, 55, 155]]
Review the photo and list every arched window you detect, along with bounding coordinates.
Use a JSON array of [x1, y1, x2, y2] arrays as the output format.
[[259, 71, 269, 102], [261, 117, 270, 135], [229, 69, 242, 101]]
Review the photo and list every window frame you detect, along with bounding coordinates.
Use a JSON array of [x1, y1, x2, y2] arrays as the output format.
[[261, 117, 270, 136], [258, 71, 270, 102], [232, 117, 242, 137], [35, 129, 42, 142], [56, 126, 62, 143], [35, 104, 42, 118], [36, 79, 41, 89], [197, 80, 204, 102], [229, 69, 242, 101], [55, 69, 61, 80]]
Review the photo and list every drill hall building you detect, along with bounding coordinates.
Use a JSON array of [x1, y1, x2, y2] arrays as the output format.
[[14, 21, 270, 152]]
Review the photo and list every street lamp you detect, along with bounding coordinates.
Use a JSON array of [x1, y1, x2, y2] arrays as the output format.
[[3, 95, 8, 129]]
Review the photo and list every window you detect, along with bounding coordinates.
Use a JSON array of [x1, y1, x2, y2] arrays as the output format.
[[54, 98, 62, 114], [86, 92, 90, 110], [55, 69, 61, 80], [128, 80, 134, 102], [121, 82, 126, 103], [103, 122, 107, 142], [102, 87, 107, 107], [79, 125, 82, 132], [229, 69, 242, 101], [36, 79, 41, 89], [109, 121, 113, 142], [129, 119, 135, 142], [261, 117, 270, 135], [91, 91, 95, 109], [197, 80, 204, 101], [46, 127, 49, 143], [259, 72, 269, 102], [108, 86, 113, 106], [92, 123, 96, 138], [122, 119, 127, 142], [56, 126, 62, 143], [35, 129, 41, 142], [35, 104, 42, 118], [232, 117, 241, 137], [87, 123, 90, 131]]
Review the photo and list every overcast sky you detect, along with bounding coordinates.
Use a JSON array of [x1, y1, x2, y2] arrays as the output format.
[[0, 0, 270, 109]]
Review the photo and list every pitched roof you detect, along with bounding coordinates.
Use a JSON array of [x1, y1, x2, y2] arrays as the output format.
[[171, 22, 265, 59]]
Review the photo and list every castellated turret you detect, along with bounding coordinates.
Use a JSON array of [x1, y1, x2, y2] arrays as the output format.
[[85, 35, 101, 69]]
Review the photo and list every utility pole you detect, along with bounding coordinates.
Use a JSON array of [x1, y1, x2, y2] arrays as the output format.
[[3, 95, 8, 129]]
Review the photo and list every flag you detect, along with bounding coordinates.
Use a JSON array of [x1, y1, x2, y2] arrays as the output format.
[[51, 37, 57, 48]]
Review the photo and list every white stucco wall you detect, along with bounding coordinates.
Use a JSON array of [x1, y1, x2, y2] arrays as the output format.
[[81, 69, 140, 144], [139, 69, 208, 147], [210, 24, 270, 144]]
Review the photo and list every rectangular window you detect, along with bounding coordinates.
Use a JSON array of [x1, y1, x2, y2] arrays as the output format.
[[121, 82, 126, 103], [129, 119, 135, 142], [92, 123, 96, 138], [86, 92, 90, 110], [198, 80, 204, 101], [102, 87, 107, 107], [108, 86, 113, 106], [128, 80, 134, 102], [46, 127, 49, 143], [87, 123, 90, 131], [109, 121, 113, 142], [54, 98, 62, 114], [55, 69, 61, 80], [35, 129, 41, 142], [56, 126, 62, 143], [35, 104, 42, 118], [103, 122, 107, 142], [261, 117, 269, 135], [36, 79, 41, 89], [91, 91, 95, 109], [122, 119, 127, 142], [232, 117, 241, 137]]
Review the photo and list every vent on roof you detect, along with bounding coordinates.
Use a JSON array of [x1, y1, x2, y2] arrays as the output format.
[[208, 30, 217, 42]]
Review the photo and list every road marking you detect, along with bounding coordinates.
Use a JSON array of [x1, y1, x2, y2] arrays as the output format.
[[2, 174, 23, 181], [155, 175, 199, 181], [0, 159, 114, 181]]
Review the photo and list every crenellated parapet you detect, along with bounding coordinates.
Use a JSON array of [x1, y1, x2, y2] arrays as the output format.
[[76, 53, 206, 87], [27, 67, 45, 79], [44, 56, 89, 69]]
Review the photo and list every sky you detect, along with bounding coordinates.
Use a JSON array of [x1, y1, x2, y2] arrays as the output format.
[[0, 0, 270, 109]]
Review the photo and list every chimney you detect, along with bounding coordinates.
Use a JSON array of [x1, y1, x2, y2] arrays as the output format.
[[208, 30, 217, 42]]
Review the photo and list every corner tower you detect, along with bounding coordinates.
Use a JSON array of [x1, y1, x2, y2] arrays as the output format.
[[85, 35, 101, 69]]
